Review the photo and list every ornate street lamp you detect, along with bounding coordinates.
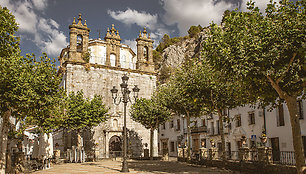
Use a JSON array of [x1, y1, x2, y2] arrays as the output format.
[[110, 74, 140, 172]]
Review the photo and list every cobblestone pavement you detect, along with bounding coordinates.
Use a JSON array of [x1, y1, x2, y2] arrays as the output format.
[[31, 159, 242, 174]]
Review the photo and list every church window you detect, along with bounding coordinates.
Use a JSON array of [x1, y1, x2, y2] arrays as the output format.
[[110, 54, 116, 67], [101, 51, 106, 65], [120, 54, 126, 68], [129, 56, 134, 69]]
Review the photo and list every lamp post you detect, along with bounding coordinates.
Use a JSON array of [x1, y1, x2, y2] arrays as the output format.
[[110, 74, 140, 172]]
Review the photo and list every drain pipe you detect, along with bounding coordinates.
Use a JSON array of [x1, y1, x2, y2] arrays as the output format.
[[263, 107, 267, 134]]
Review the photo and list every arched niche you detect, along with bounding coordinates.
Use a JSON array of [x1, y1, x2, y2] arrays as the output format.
[[113, 119, 118, 130], [143, 46, 148, 61], [77, 34, 83, 52]]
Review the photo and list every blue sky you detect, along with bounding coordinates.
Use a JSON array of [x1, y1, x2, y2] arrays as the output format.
[[0, 0, 275, 65]]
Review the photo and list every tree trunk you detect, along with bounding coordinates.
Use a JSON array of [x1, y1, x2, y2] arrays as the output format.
[[77, 131, 83, 163], [267, 76, 305, 174], [77, 131, 82, 148], [186, 112, 191, 160], [150, 128, 154, 160], [217, 109, 226, 161], [0, 110, 11, 174], [284, 96, 305, 174]]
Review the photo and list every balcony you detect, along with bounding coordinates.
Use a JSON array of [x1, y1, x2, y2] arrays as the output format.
[[208, 127, 229, 136], [191, 126, 207, 134], [208, 127, 219, 136]]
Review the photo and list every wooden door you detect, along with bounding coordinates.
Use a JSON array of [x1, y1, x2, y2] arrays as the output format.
[[271, 137, 280, 161]]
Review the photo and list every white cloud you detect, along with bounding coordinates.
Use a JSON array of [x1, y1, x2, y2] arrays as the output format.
[[108, 8, 171, 49], [123, 40, 137, 53], [7, 0, 38, 33], [49, 19, 59, 29], [107, 8, 158, 30], [0, 0, 67, 57], [161, 0, 235, 35], [240, 0, 280, 13], [32, 0, 48, 11], [35, 18, 68, 56], [43, 32, 67, 56]]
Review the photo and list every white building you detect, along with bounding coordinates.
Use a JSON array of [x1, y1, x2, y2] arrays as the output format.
[[159, 99, 306, 161]]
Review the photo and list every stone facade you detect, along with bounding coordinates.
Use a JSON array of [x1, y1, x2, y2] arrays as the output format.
[[55, 14, 158, 159]]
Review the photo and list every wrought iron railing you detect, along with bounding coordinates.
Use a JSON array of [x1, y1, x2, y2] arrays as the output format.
[[191, 126, 207, 133], [272, 151, 296, 165], [178, 148, 304, 166]]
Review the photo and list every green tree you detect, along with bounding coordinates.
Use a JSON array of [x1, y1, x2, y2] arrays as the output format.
[[180, 60, 248, 160], [25, 53, 66, 132], [130, 98, 171, 160], [152, 50, 162, 70], [203, 1, 305, 172], [0, 6, 65, 173], [64, 91, 109, 147], [0, 8, 21, 172], [188, 25, 202, 38], [154, 70, 205, 160]]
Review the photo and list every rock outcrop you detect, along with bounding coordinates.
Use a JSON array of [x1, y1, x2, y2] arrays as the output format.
[[158, 31, 207, 82]]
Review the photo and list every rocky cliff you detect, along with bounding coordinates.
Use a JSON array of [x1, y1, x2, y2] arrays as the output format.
[[157, 31, 207, 83]]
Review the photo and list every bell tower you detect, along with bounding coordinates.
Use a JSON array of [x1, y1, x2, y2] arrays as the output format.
[[68, 13, 90, 62], [104, 24, 121, 67], [136, 28, 154, 73]]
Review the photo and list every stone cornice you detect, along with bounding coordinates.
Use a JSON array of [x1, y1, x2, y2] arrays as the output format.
[[62, 61, 157, 76], [69, 24, 90, 32], [136, 37, 154, 43]]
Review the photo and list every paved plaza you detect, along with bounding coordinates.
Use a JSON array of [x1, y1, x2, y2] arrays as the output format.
[[31, 159, 241, 174]]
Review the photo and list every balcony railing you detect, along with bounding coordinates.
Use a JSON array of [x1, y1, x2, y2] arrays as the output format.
[[207, 127, 230, 136], [191, 126, 207, 133]]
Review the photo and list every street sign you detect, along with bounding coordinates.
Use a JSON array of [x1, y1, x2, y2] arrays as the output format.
[[251, 135, 256, 141]]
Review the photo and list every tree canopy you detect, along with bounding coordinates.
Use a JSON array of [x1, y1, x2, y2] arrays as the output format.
[[154, 65, 206, 160], [0, 7, 65, 132], [130, 97, 171, 159], [203, 0, 305, 106], [188, 25, 203, 38], [64, 90, 109, 132], [0, 6, 66, 173], [202, 0, 305, 172], [130, 98, 171, 130], [24, 53, 66, 132], [0, 6, 19, 58]]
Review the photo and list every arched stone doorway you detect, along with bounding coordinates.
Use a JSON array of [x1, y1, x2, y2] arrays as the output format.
[[109, 135, 122, 158]]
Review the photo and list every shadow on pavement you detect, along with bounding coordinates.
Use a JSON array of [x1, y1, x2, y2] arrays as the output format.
[[128, 160, 205, 174], [81, 162, 99, 166], [98, 165, 121, 172]]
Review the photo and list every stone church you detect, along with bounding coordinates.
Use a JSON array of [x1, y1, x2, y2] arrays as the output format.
[[54, 14, 157, 159]]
